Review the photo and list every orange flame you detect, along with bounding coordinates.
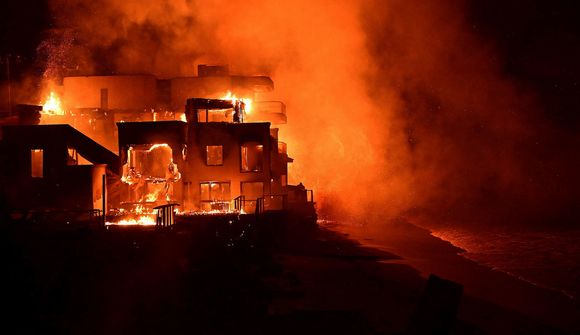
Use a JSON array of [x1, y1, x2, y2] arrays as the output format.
[[41, 91, 65, 115], [221, 91, 253, 114], [121, 143, 180, 203], [106, 215, 156, 226], [148, 143, 171, 151]]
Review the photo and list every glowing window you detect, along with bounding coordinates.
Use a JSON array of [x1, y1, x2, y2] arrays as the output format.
[[200, 181, 231, 201], [206, 145, 223, 166], [200, 181, 231, 211], [31, 149, 43, 178], [241, 142, 263, 172]]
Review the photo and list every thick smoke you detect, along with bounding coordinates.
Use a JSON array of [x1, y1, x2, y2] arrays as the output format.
[[44, 0, 579, 227], [362, 0, 580, 227]]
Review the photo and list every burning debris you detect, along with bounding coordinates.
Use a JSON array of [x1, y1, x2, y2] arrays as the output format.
[[106, 215, 156, 226], [41, 91, 65, 116]]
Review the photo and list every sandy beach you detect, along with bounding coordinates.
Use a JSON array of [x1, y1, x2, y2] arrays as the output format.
[[330, 218, 580, 334], [1, 217, 579, 334]]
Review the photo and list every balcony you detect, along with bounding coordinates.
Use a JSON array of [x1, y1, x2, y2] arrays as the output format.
[[248, 101, 287, 124]]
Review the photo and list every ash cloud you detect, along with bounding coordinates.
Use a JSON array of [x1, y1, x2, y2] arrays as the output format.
[[43, 0, 580, 227]]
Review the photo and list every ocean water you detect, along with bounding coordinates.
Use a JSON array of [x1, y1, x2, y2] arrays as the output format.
[[430, 227, 580, 301]]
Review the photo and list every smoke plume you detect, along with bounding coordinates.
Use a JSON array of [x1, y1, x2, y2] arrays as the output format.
[[43, 0, 580, 227]]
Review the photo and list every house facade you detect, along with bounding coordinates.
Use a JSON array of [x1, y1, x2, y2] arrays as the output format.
[[116, 97, 293, 214]]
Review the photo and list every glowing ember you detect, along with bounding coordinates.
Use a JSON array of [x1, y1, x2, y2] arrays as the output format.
[[176, 209, 241, 216], [106, 215, 156, 226], [120, 167, 141, 185], [221, 91, 253, 114], [41, 92, 65, 115], [144, 190, 162, 202], [134, 204, 151, 214]]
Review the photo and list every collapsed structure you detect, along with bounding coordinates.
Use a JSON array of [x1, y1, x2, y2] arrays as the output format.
[[0, 65, 315, 226]]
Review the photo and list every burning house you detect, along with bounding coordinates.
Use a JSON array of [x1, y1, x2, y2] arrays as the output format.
[[0, 65, 315, 226]]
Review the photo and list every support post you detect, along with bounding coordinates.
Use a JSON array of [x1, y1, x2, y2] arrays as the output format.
[[102, 174, 106, 226]]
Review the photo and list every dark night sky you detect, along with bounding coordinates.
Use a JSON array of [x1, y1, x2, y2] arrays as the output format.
[[0, 0, 49, 58], [469, 0, 580, 130], [1, 0, 580, 129]]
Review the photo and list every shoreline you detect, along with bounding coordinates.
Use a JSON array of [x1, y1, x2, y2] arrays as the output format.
[[329, 218, 580, 333], [431, 231, 578, 302]]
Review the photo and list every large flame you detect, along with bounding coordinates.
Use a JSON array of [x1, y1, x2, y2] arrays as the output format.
[[221, 91, 252, 114], [41, 91, 65, 115], [120, 143, 181, 203]]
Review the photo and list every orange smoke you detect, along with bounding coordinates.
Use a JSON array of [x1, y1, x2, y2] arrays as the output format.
[[42, 0, 580, 225], [44, 0, 388, 218]]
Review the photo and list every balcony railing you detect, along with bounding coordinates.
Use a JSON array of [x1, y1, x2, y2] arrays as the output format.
[[154, 203, 179, 227], [233, 195, 245, 211], [231, 194, 288, 214]]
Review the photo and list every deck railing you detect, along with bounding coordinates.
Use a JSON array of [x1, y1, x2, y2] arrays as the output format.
[[233, 195, 246, 211], [256, 197, 265, 217], [154, 203, 179, 227]]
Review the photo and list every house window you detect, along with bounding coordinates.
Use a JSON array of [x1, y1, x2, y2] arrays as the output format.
[[206, 145, 223, 166], [31, 149, 43, 178], [200, 181, 231, 211], [241, 142, 263, 172]]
